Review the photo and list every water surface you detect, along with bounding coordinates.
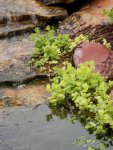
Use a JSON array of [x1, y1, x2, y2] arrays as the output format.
[[0, 104, 113, 150]]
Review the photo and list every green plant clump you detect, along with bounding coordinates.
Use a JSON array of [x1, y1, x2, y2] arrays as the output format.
[[30, 26, 89, 73], [47, 61, 113, 134], [30, 26, 72, 71], [103, 8, 113, 21]]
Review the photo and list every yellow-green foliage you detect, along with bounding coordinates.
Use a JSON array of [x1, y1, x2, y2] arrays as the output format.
[[47, 61, 113, 134]]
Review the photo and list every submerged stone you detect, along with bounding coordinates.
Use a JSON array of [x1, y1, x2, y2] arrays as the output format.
[[73, 42, 113, 78]]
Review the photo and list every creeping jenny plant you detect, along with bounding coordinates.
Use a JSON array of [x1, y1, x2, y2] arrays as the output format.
[[47, 62, 113, 135], [30, 26, 89, 73]]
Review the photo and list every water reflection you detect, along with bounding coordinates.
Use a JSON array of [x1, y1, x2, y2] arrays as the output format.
[[46, 104, 113, 149], [1, 103, 113, 150]]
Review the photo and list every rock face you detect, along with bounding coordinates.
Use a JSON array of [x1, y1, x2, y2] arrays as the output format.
[[73, 42, 113, 78], [0, 35, 50, 85], [41, 0, 76, 5], [0, 35, 48, 106], [0, 0, 68, 105], [0, 0, 68, 22], [0, 36, 34, 85], [0, 0, 68, 38], [0, 0, 68, 84], [59, 0, 113, 48]]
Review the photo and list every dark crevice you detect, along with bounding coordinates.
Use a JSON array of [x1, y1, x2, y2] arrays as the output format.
[[47, 0, 90, 15]]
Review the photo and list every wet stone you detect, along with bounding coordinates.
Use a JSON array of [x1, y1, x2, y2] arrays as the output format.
[[0, 81, 48, 106], [0, 56, 37, 84], [0, 35, 48, 85], [73, 42, 113, 78]]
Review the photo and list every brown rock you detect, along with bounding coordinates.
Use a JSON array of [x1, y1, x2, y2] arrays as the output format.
[[59, 0, 113, 48], [73, 42, 113, 78], [0, 81, 48, 107]]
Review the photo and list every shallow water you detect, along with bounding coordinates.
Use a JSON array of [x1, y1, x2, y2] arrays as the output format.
[[0, 104, 113, 150]]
